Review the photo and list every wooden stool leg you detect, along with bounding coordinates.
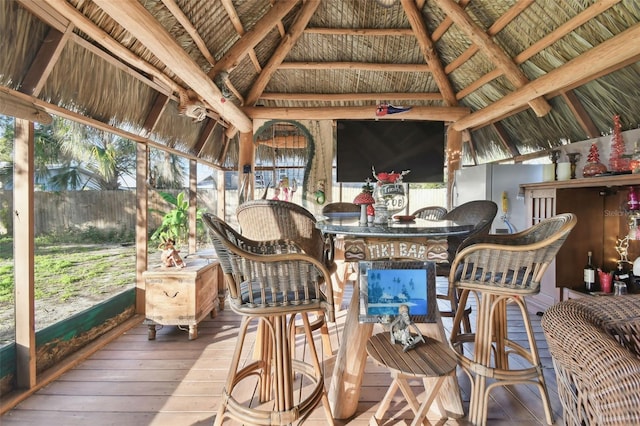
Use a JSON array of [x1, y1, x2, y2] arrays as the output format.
[[371, 378, 401, 424], [215, 316, 252, 426], [396, 377, 424, 416], [320, 318, 333, 357], [300, 313, 335, 425], [410, 376, 447, 426], [518, 299, 554, 425]]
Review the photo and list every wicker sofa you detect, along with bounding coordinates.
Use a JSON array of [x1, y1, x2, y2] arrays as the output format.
[[541, 295, 640, 425]]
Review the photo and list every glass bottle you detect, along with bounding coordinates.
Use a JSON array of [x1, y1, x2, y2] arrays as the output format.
[[631, 141, 640, 174], [584, 251, 596, 292]]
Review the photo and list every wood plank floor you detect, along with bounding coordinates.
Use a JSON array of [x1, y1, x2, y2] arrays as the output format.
[[1, 279, 564, 425]]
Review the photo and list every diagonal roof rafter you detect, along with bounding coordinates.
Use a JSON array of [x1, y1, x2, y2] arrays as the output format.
[[90, 0, 252, 133], [435, 0, 552, 117], [401, 0, 458, 107], [244, 0, 321, 107]]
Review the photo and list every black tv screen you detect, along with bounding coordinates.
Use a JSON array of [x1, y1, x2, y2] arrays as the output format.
[[336, 120, 445, 183]]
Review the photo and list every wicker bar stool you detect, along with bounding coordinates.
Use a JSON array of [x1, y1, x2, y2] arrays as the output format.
[[237, 199, 335, 354], [448, 213, 576, 426], [436, 200, 498, 333], [203, 213, 335, 425]]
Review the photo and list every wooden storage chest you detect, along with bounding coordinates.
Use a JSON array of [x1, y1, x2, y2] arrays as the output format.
[[143, 259, 220, 340]]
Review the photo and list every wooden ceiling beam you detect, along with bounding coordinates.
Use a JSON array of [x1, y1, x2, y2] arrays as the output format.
[[140, 93, 169, 138], [547, 53, 640, 97], [455, 0, 620, 101], [43, 0, 180, 95], [492, 122, 520, 157], [452, 23, 640, 131], [160, 0, 216, 66], [259, 92, 443, 102], [245, 0, 321, 106], [24, 0, 226, 125], [243, 105, 469, 121], [208, 0, 298, 76], [463, 130, 479, 165], [0, 90, 52, 124], [431, 0, 471, 41], [456, 69, 501, 100], [445, 0, 534, 74], [515, 0, 621, 65], [20, 26, 72, 96], [304, 27, 414, 36], [18, 0, 68, 32], [220, 0, 262, 72], [561, 90, 599, 139], [92, 0, 252, 133], [216, 135, 231, 166], [278, 62, 430, 72], [192, 118, 217, 158], [436, 0, 551, 117], [400, 0, 457, 106], [269, 0, 286, 37], [1, 85, 218, 167]]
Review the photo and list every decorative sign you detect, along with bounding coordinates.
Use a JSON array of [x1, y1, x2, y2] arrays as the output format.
[[376, 183, 406, 215], [343, 238, 448, 262]]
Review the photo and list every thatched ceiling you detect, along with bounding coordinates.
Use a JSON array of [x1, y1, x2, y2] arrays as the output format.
[[1, 0, 639, 169]]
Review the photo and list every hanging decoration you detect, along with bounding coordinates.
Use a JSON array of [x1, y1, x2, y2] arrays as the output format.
[[609, 114, 631, 172], [375, 103, 412, 117]]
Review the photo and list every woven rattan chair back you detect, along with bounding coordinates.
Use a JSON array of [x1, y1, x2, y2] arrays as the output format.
[[236, 200, 336, 355], [203, 213, 334, 320], [411, 206, 448, 220], [443, 200, 497, 242], [237, 199, 327, 266], [451, 212, 577, 293], [449, 213, 577, 426], [202, 213, 335, 425]]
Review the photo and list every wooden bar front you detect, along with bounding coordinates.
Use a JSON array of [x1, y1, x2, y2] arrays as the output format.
[[317, 217, 471, 419]]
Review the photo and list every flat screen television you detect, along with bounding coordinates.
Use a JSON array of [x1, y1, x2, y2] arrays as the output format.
[[336, 120, 445, 183], [358, 260, 437, 324]]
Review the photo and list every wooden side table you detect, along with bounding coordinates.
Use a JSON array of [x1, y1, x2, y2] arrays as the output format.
[[366, 332, 458, 426], [143, 259, 220, 340]]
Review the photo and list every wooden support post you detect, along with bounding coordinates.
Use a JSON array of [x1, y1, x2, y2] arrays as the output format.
[[135, 144, 149, 314], [238, 131, 255, 204], [189, 159, 197, 254], [216, 169, 225, 220], [14, 119, 36, 388], [446, 126, 463, 210]]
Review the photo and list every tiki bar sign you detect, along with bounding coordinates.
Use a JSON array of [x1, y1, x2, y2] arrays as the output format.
[[343, 238, 448, 262]]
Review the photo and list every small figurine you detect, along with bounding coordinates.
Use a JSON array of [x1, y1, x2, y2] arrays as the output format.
[[615, 235, 630, 264], [390, 304, 425, 352], [160, 238, 185, 268]]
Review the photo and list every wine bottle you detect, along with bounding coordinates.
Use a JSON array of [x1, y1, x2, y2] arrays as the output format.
[[584, 251, 596, 292]]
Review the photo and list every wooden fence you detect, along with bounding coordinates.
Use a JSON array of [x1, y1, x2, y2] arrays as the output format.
[[0, 189, 218, 237]]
